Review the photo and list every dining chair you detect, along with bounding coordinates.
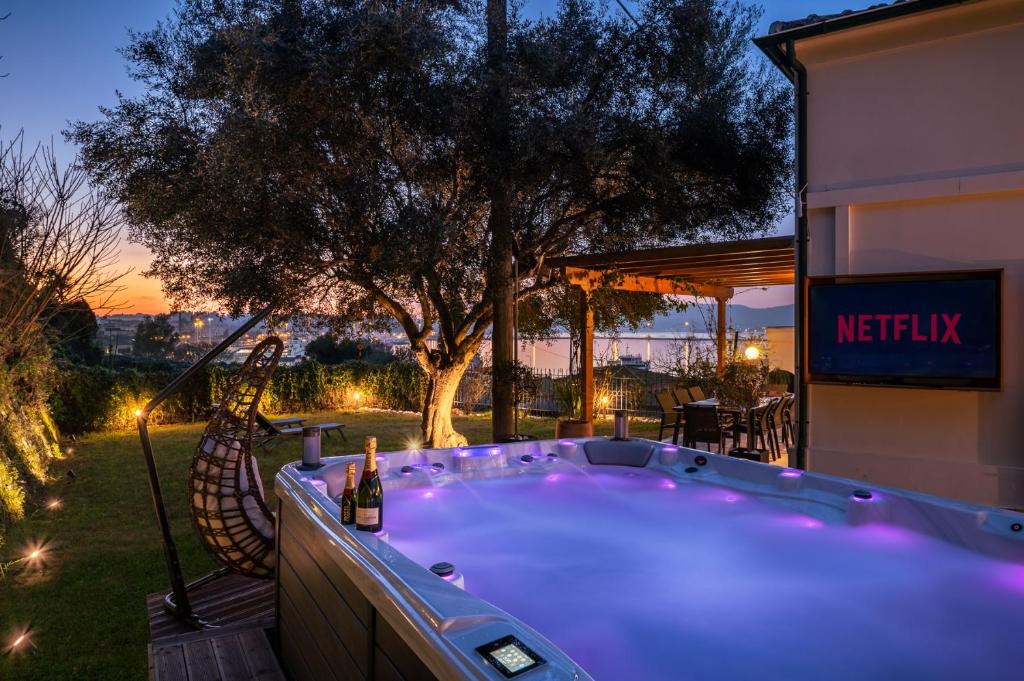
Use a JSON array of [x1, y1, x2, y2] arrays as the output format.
[[688, 385, 706, 402], [768, 396, 788, 459], [682, 403, 726, 452], [746, 401, 777, 458], [672, 386, 693, 405], [781, 394, 796, 447], [655, 391, 683, 443], [782, 393, 798, 446]]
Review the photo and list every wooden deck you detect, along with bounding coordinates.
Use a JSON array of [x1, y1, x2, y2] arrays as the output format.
[[148, 573, 275, 643], [148, 573, 284, 681]]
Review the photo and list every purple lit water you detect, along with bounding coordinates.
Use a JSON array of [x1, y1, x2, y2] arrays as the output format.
[[384, 465, 1024, 680]]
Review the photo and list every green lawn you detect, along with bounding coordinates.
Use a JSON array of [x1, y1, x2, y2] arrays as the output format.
[[0, 410, 657, 680]]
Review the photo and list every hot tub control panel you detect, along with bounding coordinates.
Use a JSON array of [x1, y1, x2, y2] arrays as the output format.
[[476, 635, 546, 677]]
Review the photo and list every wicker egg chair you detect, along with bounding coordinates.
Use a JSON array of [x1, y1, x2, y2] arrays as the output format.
[[189, 336, 283, 579]]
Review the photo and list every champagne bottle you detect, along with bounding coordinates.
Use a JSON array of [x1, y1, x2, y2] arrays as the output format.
[[356, 436, 383, 532], [340, 463, 356, 525]]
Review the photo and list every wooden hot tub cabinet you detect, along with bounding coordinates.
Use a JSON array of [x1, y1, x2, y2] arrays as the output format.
[[275, 494, 439, 681]]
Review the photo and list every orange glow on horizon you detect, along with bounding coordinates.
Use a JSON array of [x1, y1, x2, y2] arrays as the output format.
[[95, 243, 795, 316], [88, 243, 171, 315]]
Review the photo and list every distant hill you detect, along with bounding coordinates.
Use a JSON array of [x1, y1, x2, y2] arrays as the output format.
[[102, 304, 794, 342], [646, 304, 793, 333]]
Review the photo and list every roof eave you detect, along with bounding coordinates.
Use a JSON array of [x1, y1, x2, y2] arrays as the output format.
[[754, 0, 967, 50]]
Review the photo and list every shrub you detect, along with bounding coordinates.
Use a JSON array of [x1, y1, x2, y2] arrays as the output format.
[[50, 360, 426, 434], [0, 370, 62, 539], [49, 365, 210, 433], [768, 368, 795, 392]]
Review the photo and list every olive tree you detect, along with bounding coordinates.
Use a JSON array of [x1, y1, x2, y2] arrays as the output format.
[[69, 0, 790, 446]]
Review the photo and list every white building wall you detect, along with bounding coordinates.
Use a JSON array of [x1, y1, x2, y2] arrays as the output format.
[[766, 326, 795, 374], [795, 0, 1024, 506]]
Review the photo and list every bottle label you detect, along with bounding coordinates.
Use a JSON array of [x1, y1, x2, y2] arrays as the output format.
[[341, 502, 354, 524], [356, 507, 379, 526]]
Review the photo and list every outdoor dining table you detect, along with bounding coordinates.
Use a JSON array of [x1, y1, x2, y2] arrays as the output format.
[[673, 396, 777, 450]]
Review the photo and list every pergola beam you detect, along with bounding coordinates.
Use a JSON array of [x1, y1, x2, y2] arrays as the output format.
[[611, 252, 795, 273], [564, 267, 733, 300], [550, 236, 794, 271], [623, 263, 795, 278], [553, 236, 795, 426]]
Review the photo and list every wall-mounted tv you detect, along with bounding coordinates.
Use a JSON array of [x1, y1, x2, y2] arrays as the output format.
[[806, 270, 1001, 390]]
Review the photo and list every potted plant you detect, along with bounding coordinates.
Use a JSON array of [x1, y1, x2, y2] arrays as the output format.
[[716, 359, 768, 459], [553, 377, 593, 438]]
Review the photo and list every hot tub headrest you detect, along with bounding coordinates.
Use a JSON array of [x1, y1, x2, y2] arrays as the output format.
[[583, 439, 654, 467]]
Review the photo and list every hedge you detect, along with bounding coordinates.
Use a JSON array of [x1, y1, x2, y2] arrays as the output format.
[[50, 360, 426, 434]]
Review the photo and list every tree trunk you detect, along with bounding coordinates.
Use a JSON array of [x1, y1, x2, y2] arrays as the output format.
[[421, 364, 471, 449], [486, 0, 516, 442]]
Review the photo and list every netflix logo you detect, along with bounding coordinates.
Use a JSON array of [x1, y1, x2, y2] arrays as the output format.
[[837, 313, 961, 344], [808, 272, 1000, 388]]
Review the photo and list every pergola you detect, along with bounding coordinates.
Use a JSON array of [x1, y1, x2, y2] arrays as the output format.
[[548, 235, 795, 419]]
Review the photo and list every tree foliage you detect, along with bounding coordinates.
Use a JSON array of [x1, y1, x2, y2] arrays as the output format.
[[45, 298, 104, 365], [132, 314, 178, 359], [304, 333, 392, 365], [69, 0, 791, 445]]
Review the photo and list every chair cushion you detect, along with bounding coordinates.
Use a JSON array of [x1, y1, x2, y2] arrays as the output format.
[[192, 436, 275, 569]]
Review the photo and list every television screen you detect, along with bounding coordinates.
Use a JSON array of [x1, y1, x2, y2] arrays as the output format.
[[806, 270, 1001, 389]]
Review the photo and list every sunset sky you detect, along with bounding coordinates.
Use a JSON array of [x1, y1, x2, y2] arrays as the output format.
[[0, 0, 851, 314]]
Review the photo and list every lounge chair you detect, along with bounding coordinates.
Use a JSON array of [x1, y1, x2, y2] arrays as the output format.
[[253, 411, 346, 449], [211, 402, 303, 429]]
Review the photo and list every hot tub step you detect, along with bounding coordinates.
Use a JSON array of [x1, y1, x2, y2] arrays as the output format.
[[149, 626, 285, 681]]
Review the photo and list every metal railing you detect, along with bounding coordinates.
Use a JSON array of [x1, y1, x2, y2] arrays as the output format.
[[454, 366, 681, 418]]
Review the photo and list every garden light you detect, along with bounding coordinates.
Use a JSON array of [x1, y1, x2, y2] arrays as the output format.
[[1, 540, 51, 581], [23, 541, 49, 568], [46, 498, 62, 511], [743, 345, 761, 361], [4, 626, 33, 656]]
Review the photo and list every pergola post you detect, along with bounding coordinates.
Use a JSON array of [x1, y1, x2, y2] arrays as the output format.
[[716, 296, 728, 377], [549, 235, 794, 393], [578, 287, 595, 422]]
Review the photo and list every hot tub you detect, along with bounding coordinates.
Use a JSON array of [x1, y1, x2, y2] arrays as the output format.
[[274, 438, 1024, 680]]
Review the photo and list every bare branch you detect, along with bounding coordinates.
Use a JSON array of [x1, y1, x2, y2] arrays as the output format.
[[0, 131, 129, 357]]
